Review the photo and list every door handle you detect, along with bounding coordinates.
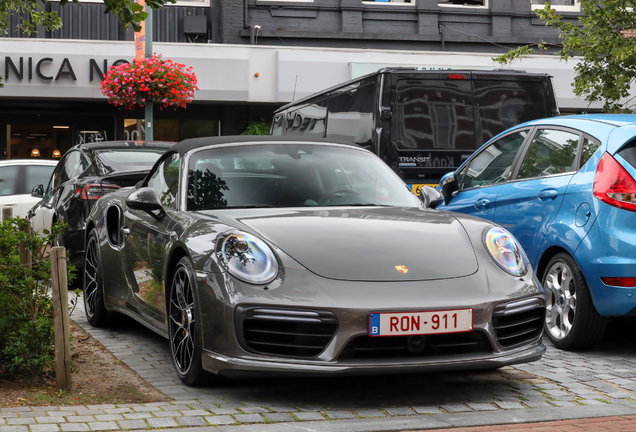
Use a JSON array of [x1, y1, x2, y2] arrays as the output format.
[[474, 198, 490, 210], [122, 227, 131, 237], [538, 189, 559, 201]]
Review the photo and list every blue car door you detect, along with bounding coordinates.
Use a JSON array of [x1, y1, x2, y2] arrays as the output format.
[[440, 129, 530, 221], [494, 128, 582, 266]]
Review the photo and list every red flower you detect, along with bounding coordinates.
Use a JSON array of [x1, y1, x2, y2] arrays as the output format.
[[100, 54, 198, 110]]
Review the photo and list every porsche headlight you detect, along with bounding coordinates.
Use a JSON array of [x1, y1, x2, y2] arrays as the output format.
[[484, 227, 528, 277], [217, 231, 278, 284]]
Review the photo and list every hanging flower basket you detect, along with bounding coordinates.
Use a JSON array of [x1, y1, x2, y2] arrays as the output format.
[[100, 53, 199, 109]]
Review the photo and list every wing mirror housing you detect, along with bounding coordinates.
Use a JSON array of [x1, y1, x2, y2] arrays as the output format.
[[126, 187, 165, 218], [419, 186, 443, 209], [440, 171, 459, 206], [31, 184, 44, 198]]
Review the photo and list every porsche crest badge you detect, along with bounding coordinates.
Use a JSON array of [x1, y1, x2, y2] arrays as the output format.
[[395, 265, 408, 274]]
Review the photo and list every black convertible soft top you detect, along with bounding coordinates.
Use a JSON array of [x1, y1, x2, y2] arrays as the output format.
[[171, 135, 361, 156]]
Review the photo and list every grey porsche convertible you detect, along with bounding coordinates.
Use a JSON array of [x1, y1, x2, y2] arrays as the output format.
[[83, 136, 546, 386]]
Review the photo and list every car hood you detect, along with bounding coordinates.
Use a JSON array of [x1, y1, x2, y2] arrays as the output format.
[[225, 207, 478, 282]]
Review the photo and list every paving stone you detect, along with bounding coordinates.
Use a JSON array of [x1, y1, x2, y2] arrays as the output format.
[[581, 399, 609, 405], [147, 418, 178, 428], [121, 413, 153, 420], [115, 420, 146, 430], [175, 417, 207, 427], [549, 400, 577, 407], [29, 425, 59, 432], [523, 401, 553, 408], [180, 410, 209, 416], [7, 420, 35, 426], [441, 404, 471, 413], [324, 411, 355, 420], [87, 422, 119, 431], [153, 411, 182, 418], [353, 409, 385, 418], [466, 403, 497, 411], [234, 414, 264, 423], [0, 427, 29, 432], [92, 416, 122, 423], [384, 407, 416, 416], [60, 425, 89, 432], [263, 413, 294, 422], [241, 407, 267, 414], [34, 418, 64, 425], [293, 412, 324, 421], [495, 402, 524, 410], [209, 408, 238, 415], [204, 416, 235, 425], [64, 418, 95, 424], [412, 406, 442, 414]]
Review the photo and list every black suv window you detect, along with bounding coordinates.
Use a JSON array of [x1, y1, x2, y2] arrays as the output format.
[[286, 97, 328, 137], [326, 79, 375, 148]]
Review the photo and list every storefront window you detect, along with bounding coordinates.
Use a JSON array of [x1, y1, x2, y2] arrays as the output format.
[[124, 119, 220, 143], [7, 124, 70, 160]]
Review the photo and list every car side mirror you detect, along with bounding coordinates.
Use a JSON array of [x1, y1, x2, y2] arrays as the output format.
[[126, 187, 165, 219], [419, 186, 443, 209], [440, 172, 458, 206], [31, 184, 44, 198]]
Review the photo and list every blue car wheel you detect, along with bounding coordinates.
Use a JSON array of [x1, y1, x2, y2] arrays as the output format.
[[543, 253, 607, 350]]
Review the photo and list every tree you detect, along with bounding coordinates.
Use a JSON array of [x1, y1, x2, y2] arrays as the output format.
[[494, 0, 636, 112], [0, 0, 175, 88]]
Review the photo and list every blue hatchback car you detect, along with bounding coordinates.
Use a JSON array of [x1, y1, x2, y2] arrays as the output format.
[[436, 114, 636, 350]]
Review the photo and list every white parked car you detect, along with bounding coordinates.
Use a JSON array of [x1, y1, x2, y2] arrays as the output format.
[[0, 159, 58, 220]]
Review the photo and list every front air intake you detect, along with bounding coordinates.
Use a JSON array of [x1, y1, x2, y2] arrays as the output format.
[[492, 298, 545, 348], [236, 307, 338, 358]]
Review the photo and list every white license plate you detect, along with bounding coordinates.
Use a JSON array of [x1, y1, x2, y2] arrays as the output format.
[[368, 309, 473, 337]]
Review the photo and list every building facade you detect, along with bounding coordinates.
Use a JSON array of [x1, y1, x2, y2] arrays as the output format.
[[1, 0, 587, 160]]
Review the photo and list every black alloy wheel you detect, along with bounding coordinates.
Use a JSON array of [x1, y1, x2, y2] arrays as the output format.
[[84, 229, 110, 327], [543, 252, 606, 350], [168, 256, 213, 386]]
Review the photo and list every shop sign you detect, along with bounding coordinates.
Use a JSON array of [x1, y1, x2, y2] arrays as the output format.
[[1, 56, 130, 83]]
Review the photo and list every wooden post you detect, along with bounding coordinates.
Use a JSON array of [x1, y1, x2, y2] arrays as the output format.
[[51, 246, 71, 390], [19, 221, 32, 272]]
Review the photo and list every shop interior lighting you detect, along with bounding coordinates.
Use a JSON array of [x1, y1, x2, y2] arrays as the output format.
[[53, 126, 70, 129], [31, 148, 40, 157], [52, 149, 62, 158], [80, 131, 99, 134]]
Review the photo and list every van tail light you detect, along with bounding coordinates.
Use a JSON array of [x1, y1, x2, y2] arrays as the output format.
[[79, 184, 121, 200], [593, 152, 636, 212], [448, 74, 465, 80], [601, 277, 636, 287]]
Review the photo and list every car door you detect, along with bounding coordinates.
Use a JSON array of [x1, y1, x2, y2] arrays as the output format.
[[31, 155, 74, 235], [439, 129, 530, 221], [122, 153, 180, 322], [494, 127, 582, 266]]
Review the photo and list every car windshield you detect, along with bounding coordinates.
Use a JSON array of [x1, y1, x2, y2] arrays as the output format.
[[95, 149, 166, 174], [187, 144, 419, 210]]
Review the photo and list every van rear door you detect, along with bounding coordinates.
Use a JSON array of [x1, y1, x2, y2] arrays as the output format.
[[391, 72, 476, 187]]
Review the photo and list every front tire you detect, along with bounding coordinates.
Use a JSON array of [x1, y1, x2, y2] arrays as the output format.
[[168, 256, 214, 386], [543, 252, 606, 350], [84, 229, 110, 327]]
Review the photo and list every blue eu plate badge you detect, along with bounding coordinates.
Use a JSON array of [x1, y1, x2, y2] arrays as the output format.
[[369, 313, 380, 335]]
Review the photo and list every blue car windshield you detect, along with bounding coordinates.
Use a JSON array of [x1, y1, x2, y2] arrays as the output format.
[[187, 144, 419, 210]]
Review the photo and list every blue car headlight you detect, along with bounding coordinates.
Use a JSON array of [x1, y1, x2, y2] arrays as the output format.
[[483, 226, 528, 277], [217, 231, 278, 284]]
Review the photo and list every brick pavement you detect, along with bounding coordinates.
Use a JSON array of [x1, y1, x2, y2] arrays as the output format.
[[2, 304, 635, 432], [422, 415, 636, 431]]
